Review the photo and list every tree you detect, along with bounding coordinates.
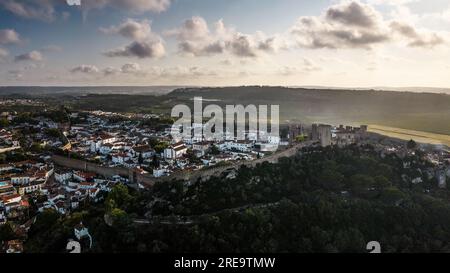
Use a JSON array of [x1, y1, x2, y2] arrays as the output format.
[[138, 153, 143, 164], [106, 184, 132, 211], [185, 149, 201, 164], [154, 142, 169, 153], [0, 222, 15, 242], [374, 175, 391, 190], [380, 186, 406, 204], [110, 208, 129, 226], [407, 139, 417, 150], [0, 118, 9, 128], [348, 174, 375, 196], [295, 135, 307, 142], [150, 154, 160, 168], [209, 145, 220, 155]]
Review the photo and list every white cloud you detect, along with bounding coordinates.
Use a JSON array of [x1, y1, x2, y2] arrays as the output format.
[[14, 50, 43, 62], [165, 16, 210, 41], [0, 48, 8, 60], [70, 64, 99, 74], [278, 58, 322, 76], [100, 19, 153, 41], [157, 66, 218, 78], [0, 0, 57, 22], [0, 29, 20, 44], [104, 40, 165, 58], [102, 66, 121, 76], [166, 17, 285, 58], [101, 18, 165, 59], [8, 69, 23, 80], [102, 63, 145, 76], [41, 45, 62, 52], [99, 63, 218, 79], [390, 21, 445, 48], [120, 62, 141, 73], [291, 1, 391, 49], [326, 1, 383, 27], [1, 0, 171, 22], [290, 0, 445, 50], [82, 0, 171, 13]]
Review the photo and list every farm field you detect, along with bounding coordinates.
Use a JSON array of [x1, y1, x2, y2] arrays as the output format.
[[368, 125, 450, 148]]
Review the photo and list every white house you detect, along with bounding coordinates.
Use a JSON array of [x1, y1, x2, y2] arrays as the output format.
[[153, 168, 167, 178], [132, 145, 154, 159], [0, 164, 14, 173], [267, 135, 281, 145], [11, 175, 30, 185], [88, 188, 100, 200], [164, 142, 187, 160], [1, 194, 21, 206], [73, 171, 95, 182], [99, 143, 114, 155], [112, 153, 130, 164], [79, 182, 97, 190], [225, 140, 253, 152], [192, 142, 210, 156], [18, 180, 46, 195], [74, 222, 90, 240], [55, 170, 72, 183]]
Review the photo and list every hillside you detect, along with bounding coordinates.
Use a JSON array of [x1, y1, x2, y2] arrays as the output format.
[[169, 87, 450, 135], [20, 145, 450, 253]]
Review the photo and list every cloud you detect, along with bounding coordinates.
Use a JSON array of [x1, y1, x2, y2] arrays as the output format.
[[6, 64, 43, 80], [0, 0, 57, 22], [99, 19, 153, 41], [166, 17, 284, 58], [70, 64, 99, 74], [278, 58, 322, 76], [99, 63, 218, 79], [229, 35, 257, 57], [390, 21, 445, 48], [290, 0, 446, 50], [165, 16, 210, 41], [120, 62, 141, 73], [14, 50, 43, 62], [219, 59, 233, 66], [82, 0, 171, 13], [157, 66, 218, 78], [104, 40, 165, 58], [8, 69, 23, 80], [302, 58, 322, 72], [291, 1, 390, 49], [102, 63, 145, 76], [0, 48, 8, 59], [325, 1, 381, 28], [41, 44, 62, 52], [102, 66, 121, 76], [1, 0, 171, 22], [101, 18, 165, 59], [0, 29, 20, 44]]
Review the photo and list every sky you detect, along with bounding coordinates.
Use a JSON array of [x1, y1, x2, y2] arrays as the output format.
[[0, 0, 450, 87]]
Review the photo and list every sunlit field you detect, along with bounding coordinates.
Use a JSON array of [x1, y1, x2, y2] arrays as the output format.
[[368, 125, 450, 148]]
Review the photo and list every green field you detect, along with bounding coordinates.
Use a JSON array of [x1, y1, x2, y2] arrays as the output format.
[[368, 125, 450, 148]]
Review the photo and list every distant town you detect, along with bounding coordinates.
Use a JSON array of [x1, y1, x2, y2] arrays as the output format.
[[0, 103, 449, 253]]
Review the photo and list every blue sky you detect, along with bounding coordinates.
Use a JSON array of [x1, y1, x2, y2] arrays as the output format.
[[1, 0, 450, 87]]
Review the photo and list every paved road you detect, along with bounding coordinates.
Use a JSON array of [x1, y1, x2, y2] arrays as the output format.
[[185, 141, 314, 181]]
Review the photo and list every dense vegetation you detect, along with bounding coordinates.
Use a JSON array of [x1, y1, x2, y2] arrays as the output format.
[[19, 144, 450, 253]]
